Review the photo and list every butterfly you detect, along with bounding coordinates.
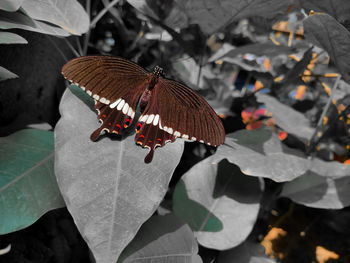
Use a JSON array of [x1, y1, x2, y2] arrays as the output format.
[[61, 56, 225, 163]]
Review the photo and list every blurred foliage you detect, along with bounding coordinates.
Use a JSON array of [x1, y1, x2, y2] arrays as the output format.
[[1, 0, 350, 263]]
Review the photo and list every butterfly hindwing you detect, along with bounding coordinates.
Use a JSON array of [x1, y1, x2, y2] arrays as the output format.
[[135, 119, 176, 163], [90, 85, 146, 140]]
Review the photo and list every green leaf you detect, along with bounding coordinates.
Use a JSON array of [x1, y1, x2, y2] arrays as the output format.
[[0, 9, 69, 36], [0, 66, 18, 81], [21, 0, 89, 35], [173, 159, 262, 250], [0, 129, 65, 234], [0, 32, 27, 44], [119, 214, 202, 263], [304, 13, 350, 83], [55, 88, 184, 263], [0, 0, 24, 12], [68, 84, 95, 109], [176, 0, 293, 34]]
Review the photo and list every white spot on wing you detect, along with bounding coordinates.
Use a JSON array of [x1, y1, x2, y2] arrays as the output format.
[[140, 115, 148, 122], [122, 103, 129, 114], [117, 99, 125, 110], [199, 140, 204, 143], [127, 107, 133, 117], [146, 114, 154, 124], [110, 98, 121, 108], [81, 86, 86, 91], [182, 134, 189, 139], [167, 128, 173, 134], [174, 131, 181, 137], [100, 97, 106, 103], [93, 94, 100, 100], [87, 90, 92, 96], [131, 112, 135, 119], [153, 114, 159, 126]]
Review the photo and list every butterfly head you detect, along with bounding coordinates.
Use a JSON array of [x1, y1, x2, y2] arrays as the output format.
[[153, 66, 164, 77]]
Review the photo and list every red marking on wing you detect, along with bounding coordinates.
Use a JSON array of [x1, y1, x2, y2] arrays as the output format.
[[90, 102, 135, 141], [134, 121, 176, 163]]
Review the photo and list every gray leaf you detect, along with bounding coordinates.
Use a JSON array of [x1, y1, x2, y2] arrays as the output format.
[[55, 88, 184, 263]]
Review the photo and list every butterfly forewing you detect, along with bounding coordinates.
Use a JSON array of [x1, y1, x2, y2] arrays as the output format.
[[62, 55, 225, 163], [62, 56, 149, 104], [62, 56, 152, 140], [137, 78, 225, 148]]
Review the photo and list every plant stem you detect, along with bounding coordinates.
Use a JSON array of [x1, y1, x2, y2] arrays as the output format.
[[83, 0, 91, 55], [90, 0, 121, 28]]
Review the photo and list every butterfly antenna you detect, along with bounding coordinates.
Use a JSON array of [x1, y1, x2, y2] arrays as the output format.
[[159, 32, 164, 66]]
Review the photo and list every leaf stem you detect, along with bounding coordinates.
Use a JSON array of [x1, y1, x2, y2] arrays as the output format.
[[46, 35, 68, 62], [76, 37, 83, 56], [63, 37, 81, 57], [83, 0, 91, 55], [90, 0, 121, 29]]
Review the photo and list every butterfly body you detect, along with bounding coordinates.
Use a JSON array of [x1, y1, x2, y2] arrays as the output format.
[[61, 56, 225, 163]]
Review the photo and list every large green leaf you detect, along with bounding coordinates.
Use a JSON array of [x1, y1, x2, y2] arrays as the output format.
[[173, 159, 262, 250], [0, 129, 65, 234], [0, 0, 24, 12], [0, 66, 18, 81], [119, 214, 202, 263], [304, 13, 350, 83], [0, 9, 69, 36], [0, 32, 27, 44], [55, 88, 184, 263], [21, 0, 89, 35]]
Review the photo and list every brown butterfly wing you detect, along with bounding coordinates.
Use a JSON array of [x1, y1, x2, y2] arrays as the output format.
[[62, 56, 150, 140], [134, 77, 225, 162], [157, 79, 225, 146], [61, 56, 149, 103]]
